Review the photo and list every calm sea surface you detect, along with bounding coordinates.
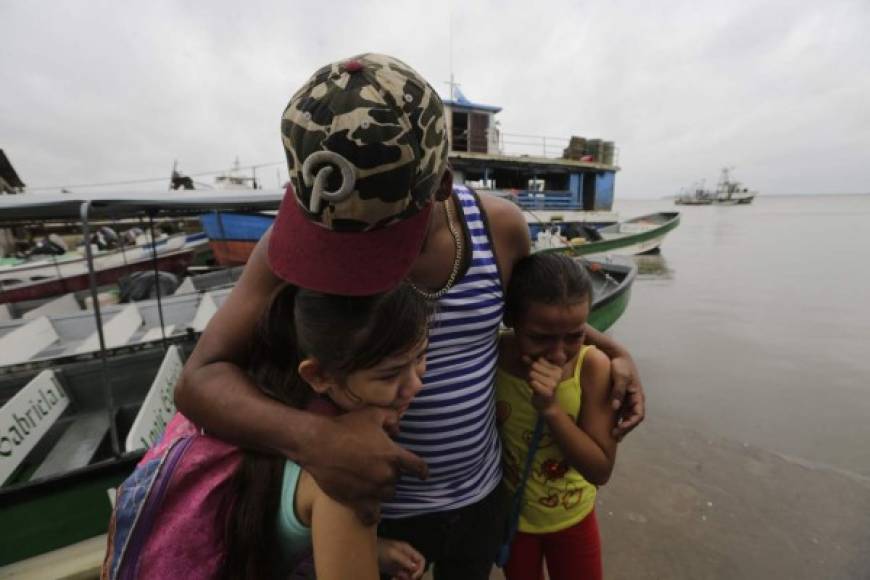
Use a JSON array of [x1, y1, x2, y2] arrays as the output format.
[[608, 194, 870, 478]]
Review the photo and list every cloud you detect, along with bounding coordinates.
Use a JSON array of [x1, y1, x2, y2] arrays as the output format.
[[1, 0, 867, 197]]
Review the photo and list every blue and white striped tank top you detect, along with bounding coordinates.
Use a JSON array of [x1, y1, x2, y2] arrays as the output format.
[[383, 185, 504, 519]]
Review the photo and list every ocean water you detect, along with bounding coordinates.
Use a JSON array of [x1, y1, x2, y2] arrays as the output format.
[[608, 194, 870, 478]]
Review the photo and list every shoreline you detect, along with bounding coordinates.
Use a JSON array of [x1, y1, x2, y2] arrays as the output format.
[[480, 416, 870, 580], [594, 416, 870, 579]]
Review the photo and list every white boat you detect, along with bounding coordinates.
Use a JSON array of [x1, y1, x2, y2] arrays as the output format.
[[0, 232, 208, 303], [676, 168, 757, 206], [714, 167, 757, 204], [0, 190, 281, 306]]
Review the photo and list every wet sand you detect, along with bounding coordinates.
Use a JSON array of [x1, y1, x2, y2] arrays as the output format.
[[476, 415, 870, 580], [595, 416, 870, 579]]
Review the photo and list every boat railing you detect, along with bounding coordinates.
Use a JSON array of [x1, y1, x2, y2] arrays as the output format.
[[515, 190, 582, 210], [497, 132, 620, 166]]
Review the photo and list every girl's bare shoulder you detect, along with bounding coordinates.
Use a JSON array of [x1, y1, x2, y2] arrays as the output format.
[[581, 346, 612, 393]]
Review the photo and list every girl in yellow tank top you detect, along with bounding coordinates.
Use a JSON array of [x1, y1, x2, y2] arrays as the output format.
[[496, 253, 619, 580]]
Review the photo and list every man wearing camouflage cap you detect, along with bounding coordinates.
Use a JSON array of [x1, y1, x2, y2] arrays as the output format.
[[176, 53, 645, 578]]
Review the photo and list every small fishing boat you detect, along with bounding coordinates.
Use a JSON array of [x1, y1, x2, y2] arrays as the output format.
[[0, 232, 208, 304], [674, 191, 714, 205], [584, 255, 637, 332], [534, 212, 680, 257]]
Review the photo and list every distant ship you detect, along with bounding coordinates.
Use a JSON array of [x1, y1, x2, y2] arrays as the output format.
[[674, 182, 714, 205], [712, 167, 757, 205], [675, 167, 757, 205]]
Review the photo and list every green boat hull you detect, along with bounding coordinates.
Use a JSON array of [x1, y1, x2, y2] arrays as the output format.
[[588, 281, 633, 333], [0, 455, 140, 566]]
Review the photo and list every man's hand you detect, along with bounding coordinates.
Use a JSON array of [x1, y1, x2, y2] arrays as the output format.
[[609, 354, 645, 440], [302, 407, 428, 526], [524, 356, 563, 417]]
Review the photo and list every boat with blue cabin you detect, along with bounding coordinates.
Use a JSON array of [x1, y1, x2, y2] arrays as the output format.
[[199, 89, 675, 264], [442, 88, 620, 234]]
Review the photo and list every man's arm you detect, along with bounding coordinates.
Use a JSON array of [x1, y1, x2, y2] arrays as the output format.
[[477, 193, 645, 439], [174, 230, 426, 523]]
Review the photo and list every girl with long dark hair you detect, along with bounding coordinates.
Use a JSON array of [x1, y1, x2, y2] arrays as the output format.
[[103, 283, 430, 580]]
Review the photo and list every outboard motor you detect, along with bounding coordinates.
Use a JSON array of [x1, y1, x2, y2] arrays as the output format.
[[91, 226, 120, 250], [118, 271, 180, 302], [122, 227, 144, 247], [28, 234, 69, 256]]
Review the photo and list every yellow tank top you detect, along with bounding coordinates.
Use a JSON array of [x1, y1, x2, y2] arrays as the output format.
[[495, 345, 596, 533]]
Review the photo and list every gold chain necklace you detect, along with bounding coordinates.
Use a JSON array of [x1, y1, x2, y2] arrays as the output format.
[[408, 198, 463, 300]]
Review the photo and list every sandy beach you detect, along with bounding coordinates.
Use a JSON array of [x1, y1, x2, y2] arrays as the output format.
[[597, 416, 870, 579], [475, 415, 870, 580]]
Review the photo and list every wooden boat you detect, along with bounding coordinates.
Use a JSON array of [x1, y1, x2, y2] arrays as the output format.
[[0, 232, 208, 304], [199, 210, 274, 266], [534, 212, 680, 257], [0, 255, 636, 569]]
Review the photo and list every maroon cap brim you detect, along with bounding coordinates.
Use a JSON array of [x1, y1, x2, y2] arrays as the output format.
[[268, 191, 432, 296]]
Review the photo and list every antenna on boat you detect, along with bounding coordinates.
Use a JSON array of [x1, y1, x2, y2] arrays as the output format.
[[446, 0, 457, 101], [169, 160, 177, 191]]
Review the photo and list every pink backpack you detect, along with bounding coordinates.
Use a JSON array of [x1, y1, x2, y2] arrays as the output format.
[[102, 414, 242, 579], [102, 398, 341, 579]]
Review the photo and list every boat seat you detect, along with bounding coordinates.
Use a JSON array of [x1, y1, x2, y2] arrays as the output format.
[[30, 411, 110, 481], [23, 293, 81, 320], [173, 276, 195, 295], [190, 292, 218, 332], [0, 316, 59, 366], [74, 304, 143, 354], [140, 324, 176, 343]]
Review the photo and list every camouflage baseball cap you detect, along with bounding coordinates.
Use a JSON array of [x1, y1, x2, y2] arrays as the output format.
[[269, 53, 449, 295]]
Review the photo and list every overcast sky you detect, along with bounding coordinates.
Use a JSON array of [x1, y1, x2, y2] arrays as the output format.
[[2, 0, 868, 198]]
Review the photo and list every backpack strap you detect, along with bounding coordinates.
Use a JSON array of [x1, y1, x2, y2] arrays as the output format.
[[495, 415, 545, 567]]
